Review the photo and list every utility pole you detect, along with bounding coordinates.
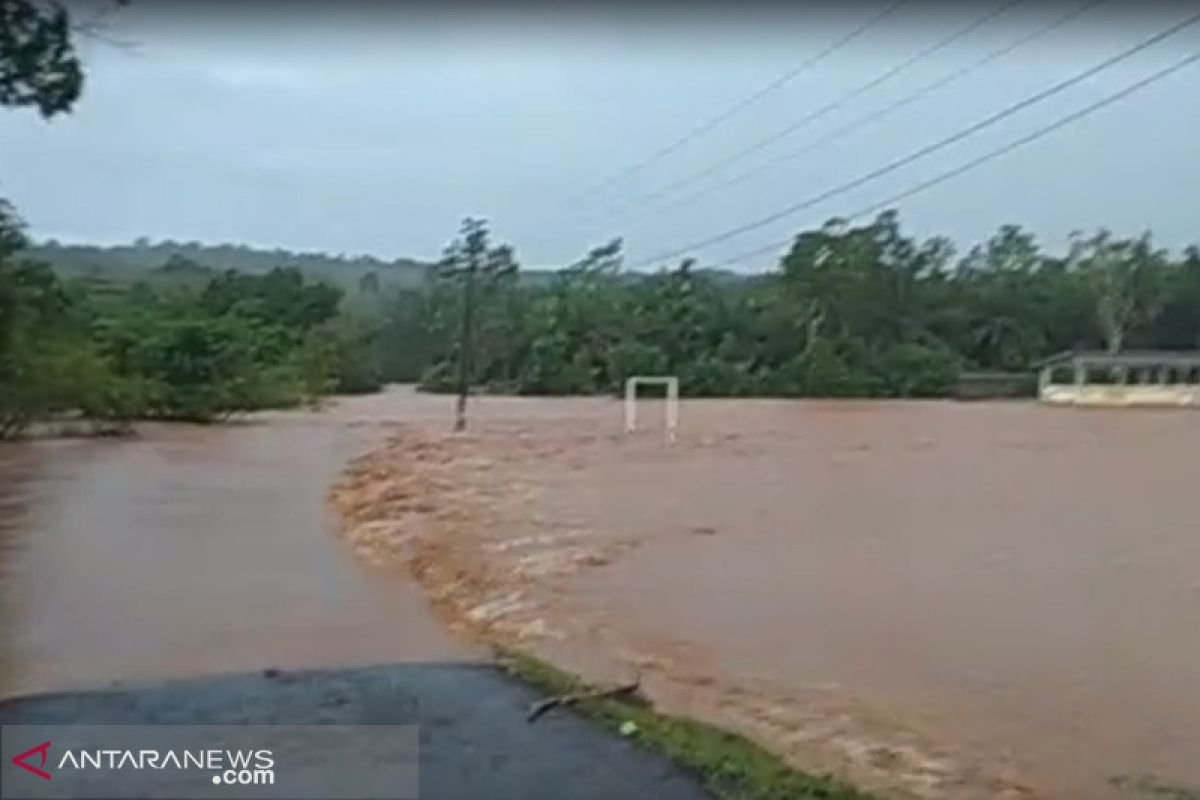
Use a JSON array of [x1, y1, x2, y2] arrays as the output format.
[[454, 249, 477, 432]]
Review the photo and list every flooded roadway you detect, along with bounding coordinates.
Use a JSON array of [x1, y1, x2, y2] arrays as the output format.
[[331, 393, 1200, 799], [0, 397, 475, 697]]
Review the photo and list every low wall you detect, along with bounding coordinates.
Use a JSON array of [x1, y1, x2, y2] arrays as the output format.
[[1039, 384, 1200, 407], [954, 372, 1038, 400]]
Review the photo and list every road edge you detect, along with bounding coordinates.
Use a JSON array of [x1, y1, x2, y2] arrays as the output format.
[[495, 647, 881, 800]]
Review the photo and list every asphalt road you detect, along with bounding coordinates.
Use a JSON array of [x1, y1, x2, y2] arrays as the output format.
[[0, 662, 712, 800]]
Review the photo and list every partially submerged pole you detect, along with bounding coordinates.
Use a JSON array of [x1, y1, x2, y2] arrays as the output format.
[[454, 253, 478, 433]]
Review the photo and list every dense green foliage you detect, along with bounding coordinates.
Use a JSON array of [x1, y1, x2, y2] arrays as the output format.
[[395, 213, 1200, 399], [0, 0, 83, 117], [2, 208, 383, 436], [7, 211, 1197, 435]]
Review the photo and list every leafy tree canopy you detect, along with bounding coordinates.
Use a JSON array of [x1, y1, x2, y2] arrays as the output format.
[[0, 0, 84, 117]]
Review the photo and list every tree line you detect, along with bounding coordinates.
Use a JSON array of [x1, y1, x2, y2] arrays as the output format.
[[0, 0, 374, 438], [27, 238, 429, 291], [383, 213, 1200, 400], [9, 205, 1195, 439], [1, 208, 383, 437]]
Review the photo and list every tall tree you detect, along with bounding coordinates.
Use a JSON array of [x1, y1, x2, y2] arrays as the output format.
[[2, 0, 89, 414], [2, 0, 108, 347], [1069, 230, 1166, 354], [436, 218, 518, 430]]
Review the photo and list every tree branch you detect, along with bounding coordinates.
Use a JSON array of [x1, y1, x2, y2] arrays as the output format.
[[526, 677, 642, 723]]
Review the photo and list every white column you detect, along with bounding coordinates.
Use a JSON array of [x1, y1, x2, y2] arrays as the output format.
[[666, 378, 678, 444], [624, 379, 636, 433]]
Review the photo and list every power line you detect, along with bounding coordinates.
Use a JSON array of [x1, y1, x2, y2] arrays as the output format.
[[609, 0, 1028, 218], [565, 0, 909, 206], [639, 0, 1108, 223], [630, 9, 1200, 269], [709, 49, 1200, 271]]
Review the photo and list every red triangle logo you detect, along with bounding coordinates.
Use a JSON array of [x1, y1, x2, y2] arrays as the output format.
[[12, 740, 52, 780]]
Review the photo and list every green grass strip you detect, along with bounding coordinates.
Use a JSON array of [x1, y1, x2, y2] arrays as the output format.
[[497, 649, 883, 800]]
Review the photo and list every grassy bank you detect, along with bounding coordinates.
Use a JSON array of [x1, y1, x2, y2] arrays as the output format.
[[497, 648, 881, 800]]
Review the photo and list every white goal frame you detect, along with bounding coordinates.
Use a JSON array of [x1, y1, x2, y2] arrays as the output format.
[[624, 376, 679, 443]]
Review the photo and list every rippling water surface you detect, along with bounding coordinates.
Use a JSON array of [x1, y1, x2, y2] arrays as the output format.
[[0, 400, 473, 697]]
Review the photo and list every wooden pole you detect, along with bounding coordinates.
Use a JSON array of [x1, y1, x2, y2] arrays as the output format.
[[454, 254, 478, 433]]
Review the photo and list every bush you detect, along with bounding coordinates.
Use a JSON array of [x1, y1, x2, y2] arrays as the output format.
[[0, 334, 155, 437], [417, 359, 457, 394], [681, 355, 755, 397], [604, 340, 668, 394], [876, 343, 961, 398], [769, 341, 877, 398]]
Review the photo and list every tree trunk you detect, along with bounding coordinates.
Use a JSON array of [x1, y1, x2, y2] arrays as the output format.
[[1105, 322, 1124, 355]]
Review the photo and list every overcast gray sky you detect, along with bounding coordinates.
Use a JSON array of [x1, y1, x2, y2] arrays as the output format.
[[0, 2, 1197, 269]]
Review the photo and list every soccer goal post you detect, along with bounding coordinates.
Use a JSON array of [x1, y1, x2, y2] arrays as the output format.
[[624, 376, 679, 442]]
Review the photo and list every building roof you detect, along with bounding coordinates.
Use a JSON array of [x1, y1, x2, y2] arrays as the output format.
[[1035, 350, 1200, 369]]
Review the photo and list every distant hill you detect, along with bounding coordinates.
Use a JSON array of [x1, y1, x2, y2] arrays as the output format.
[[19, 239, 751, 295], [22, 239, 433, 292]]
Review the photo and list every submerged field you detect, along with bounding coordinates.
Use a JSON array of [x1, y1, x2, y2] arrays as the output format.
[[330, 388, 1200, 800]]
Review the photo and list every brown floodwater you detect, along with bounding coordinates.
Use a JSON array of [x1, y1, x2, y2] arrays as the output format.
[[328, 391, 1200, 799], [525, 400, 1200, 798], [5, 388, 1198, 799], [0, 397, 474, 697]]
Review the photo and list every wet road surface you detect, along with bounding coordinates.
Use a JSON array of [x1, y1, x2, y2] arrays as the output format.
[[0, 662, 711, 800]]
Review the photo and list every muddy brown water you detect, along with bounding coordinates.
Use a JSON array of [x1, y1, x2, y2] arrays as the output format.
[[331, 390, 1200, 799], [0, 397, 475, 697], [3, 388, 1199, 800], [512, 400, 1200, 799]]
